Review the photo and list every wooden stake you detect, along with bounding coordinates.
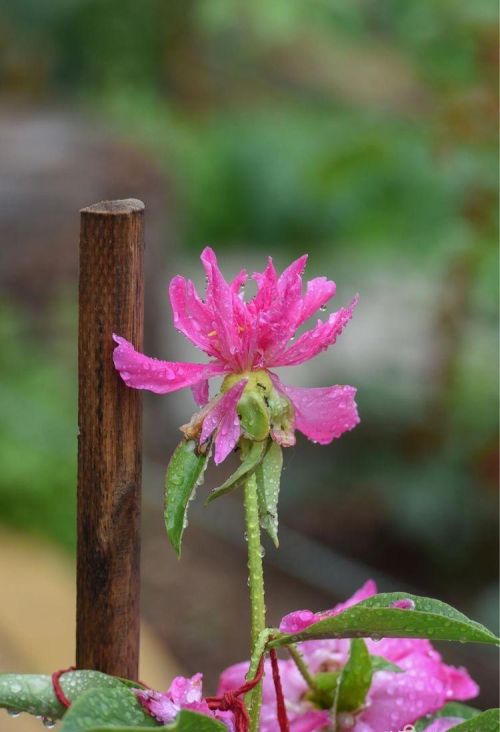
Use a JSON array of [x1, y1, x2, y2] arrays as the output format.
[[76, 199, 144, 680]]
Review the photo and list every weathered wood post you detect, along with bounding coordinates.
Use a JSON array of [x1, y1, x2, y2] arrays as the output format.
[[76, 199, 144, 680]]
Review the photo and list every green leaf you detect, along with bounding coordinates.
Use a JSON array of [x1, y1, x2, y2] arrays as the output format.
[[206, 439, 266, 504], [414, 702, 482, 731], [60, 686, 157, 731], [164, 439, 209, 556], [451, 709, 500, 731], [0, 671, 132, 721], [269, 592, 499, 647], [370, 656, 404, 673], [85, 710, 226, 732], [337, 639, 372, 712], [256, 440, 283, 547]]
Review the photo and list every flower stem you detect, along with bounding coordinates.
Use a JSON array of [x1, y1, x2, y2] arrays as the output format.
[[244, 470, 266, 732], [288, 644, 317, 690]]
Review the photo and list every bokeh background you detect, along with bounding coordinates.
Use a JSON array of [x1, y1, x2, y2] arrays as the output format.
[[1, 0, 498, 722]]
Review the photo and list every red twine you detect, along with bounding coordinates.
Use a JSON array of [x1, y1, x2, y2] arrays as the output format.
[[269, 649, 290, 732], [51, 666, 76, 709], [206, 653, 290, 732], [205, 657, 264, 732]]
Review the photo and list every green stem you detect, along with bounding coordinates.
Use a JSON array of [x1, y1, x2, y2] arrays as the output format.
[[244, 471, 266, 732], [288, 644, 317, 690]]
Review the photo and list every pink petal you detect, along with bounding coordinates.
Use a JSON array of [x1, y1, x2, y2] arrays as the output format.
[[169, 673, 203, 705], [200, 379, 246, 444], [169, 276, 218, 356], [191, 379, 209, 406], [289, 711, 331, 731], [391, 598, 416, 609], [437, 663, 479, 701], [258, 256, 308, 360], [268, 296, 358, 367], [112, 335, 226, 394], [422, 720, 465, 732], [230, 268, 247, 293], [272, 375, 359, 445], [361, 649, 478, 732], [362, 664, 446, 731], [280, 610, 317, 634], [251, 257, 277, 313], [199, 379, 247, 464], [201, 247, 242, 367], [134, 689, 179, 723], [332, 579, 377, 614], [280, 581, 375, 633], [297, 277, 336, 326]]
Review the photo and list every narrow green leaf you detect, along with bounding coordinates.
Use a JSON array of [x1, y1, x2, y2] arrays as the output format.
[[165, 439, 209, 556], [451, 709, 500, 731], [256, 440, 283, 547], [414, 702, 481, 731], [60, 686, 157, 731], [268, 592, 499, 647], [337, 639, 372, 712], [206, 439, 266, 504], [0, 671, 131, 720], [370, 656, 404, 673]]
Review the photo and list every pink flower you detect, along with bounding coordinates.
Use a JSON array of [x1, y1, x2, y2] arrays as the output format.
[[113, 248, 359, 463], [134, 673, 235, 730], [219, 582, 479, 732]]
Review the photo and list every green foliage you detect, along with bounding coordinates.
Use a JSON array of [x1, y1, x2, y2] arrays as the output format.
[[269, 593, 499, 647], [256, 440, 283, 547], [206, 439, 266, 504], [60, 686, 157, 731], [415, 701, 482, 730], [337, 639, 372, 712], [164, 440, 210, 556], [0, 304, 76, 549], [451, 709, 500, 731], [0, 671, 138, 721], [166, 711, 227, 731]]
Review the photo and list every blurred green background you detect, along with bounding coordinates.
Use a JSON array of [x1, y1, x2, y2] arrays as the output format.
[[0, 0, 498, 704]]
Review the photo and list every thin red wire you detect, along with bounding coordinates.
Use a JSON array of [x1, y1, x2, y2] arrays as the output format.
[[205, 657, 265, 732], [51, 666, 76, 709], [269, 649, 290, 732]]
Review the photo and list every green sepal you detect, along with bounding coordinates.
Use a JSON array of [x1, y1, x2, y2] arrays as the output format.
[[164, 439, 210, 556], [256, 440, 283, 547], [0, 671, 133, 721], [60, 685, 157, 731], [268, 592, 500, 647], [305, 672, 339, 710], [337, 639, 372, 712], [370, 656, 404, 673], [206, 439, 266, 504], [237, 390, 270, 441]]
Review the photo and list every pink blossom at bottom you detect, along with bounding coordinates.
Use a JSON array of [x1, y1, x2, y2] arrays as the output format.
[[134, 674, 235, 731], [219, 581, 479, 732]]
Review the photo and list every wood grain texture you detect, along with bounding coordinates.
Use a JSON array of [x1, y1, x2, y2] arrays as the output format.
[[76, 199, 144, 680]]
